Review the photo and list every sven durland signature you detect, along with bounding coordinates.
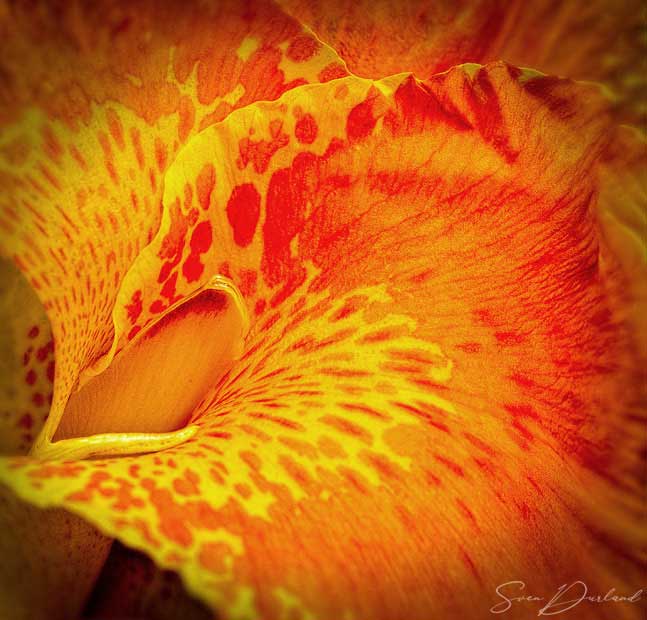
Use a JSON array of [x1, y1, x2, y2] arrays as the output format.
[[490, 580, 643, 616]]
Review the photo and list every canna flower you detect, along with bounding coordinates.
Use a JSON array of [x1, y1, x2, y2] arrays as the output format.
[[0, 1, 644, 619]]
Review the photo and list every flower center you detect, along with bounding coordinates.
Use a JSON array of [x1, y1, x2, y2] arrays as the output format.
[[33, 276, 248, 460]]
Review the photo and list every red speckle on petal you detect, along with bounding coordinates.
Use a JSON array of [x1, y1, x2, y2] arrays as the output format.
[[238, 269, 257, 297], [25, 369, 37, 385], [178, 95, 195, 143], [286, 35, 320, 62], [182, 221, 212, 283], [347, 96, 377, 141], [226, 183, 261, 247], [28, 326, 39, 339], [262, 153, 314, 286], [18, 414, 33, 429], [128, 326, 142, 340], [160, 271, 181, 305], [189, 221, 212, 253], [318, 62, 347, 83], [182, 256, 204, 284], [237, 119, 289, 174], [196, 163, 216, 211], [154, 138, 168, 172], [106, 109, 125, 150], [125, 290, 143, 324], [130, 127, 145, 170], [46, 360, 55, 382], [157, 199, 189, 282], [295, 113, 318, 144]]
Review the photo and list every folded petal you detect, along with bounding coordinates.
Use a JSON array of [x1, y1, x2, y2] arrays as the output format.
[[84, 542, 212, 620], [1, 63, 643, 619], [0, 259, 53, 454], [279, 0, 646, 125], [0, 483, 112, 620], [0, 0, 347, 449]]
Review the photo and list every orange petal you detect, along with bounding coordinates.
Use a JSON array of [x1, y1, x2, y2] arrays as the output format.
[[279, 0, 646, 125], [0, 64, 643, 619], [0, 259, 53, 454], [0, 0, 347, 452], [597, 126, 647, 350]]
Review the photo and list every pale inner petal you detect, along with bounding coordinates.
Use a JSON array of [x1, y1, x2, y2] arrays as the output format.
[[54, 286, 247, 441]]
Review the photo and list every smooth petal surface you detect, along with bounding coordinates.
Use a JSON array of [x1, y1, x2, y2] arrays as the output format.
[[279, 0, 647, 126], [0, 0, 347, 450], [0, 64, 644, 619]]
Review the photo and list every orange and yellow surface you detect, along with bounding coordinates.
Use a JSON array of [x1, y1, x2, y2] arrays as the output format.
[[0, 1, 644, 619]]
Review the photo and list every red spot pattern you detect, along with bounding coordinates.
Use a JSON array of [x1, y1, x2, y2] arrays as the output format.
[[125, 290, 143, 324], [286, 35, 320, 62], [294, 113, 318, 144], [46, 361, 55, 382], [196, 163, 216, 211], [154, 137, 168, 172], [140, 478, 220, 548], [237, 269, 258, 297], [262, 153, 314, 286], [157, 200, 190, 283], [237, 120, 290, 174], [346, 94, 378, 141], [318, 62, 348, 82], [226, 183, 261, 247], [178, 220, 213, 284]]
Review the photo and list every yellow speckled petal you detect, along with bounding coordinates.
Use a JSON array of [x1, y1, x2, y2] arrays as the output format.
[[0, 65, 644, 620], [0, 0, 348, 455]]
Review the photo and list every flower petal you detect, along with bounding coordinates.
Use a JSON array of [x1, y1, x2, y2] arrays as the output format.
[[1, 64, 644, 619], [84, 542, 212, 620], [0, 259, 53, 454], [0, 483, 112, 620], [597, 126, 647, 342], [278, 0, 646, 125], [0, 0, 347, 449]]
